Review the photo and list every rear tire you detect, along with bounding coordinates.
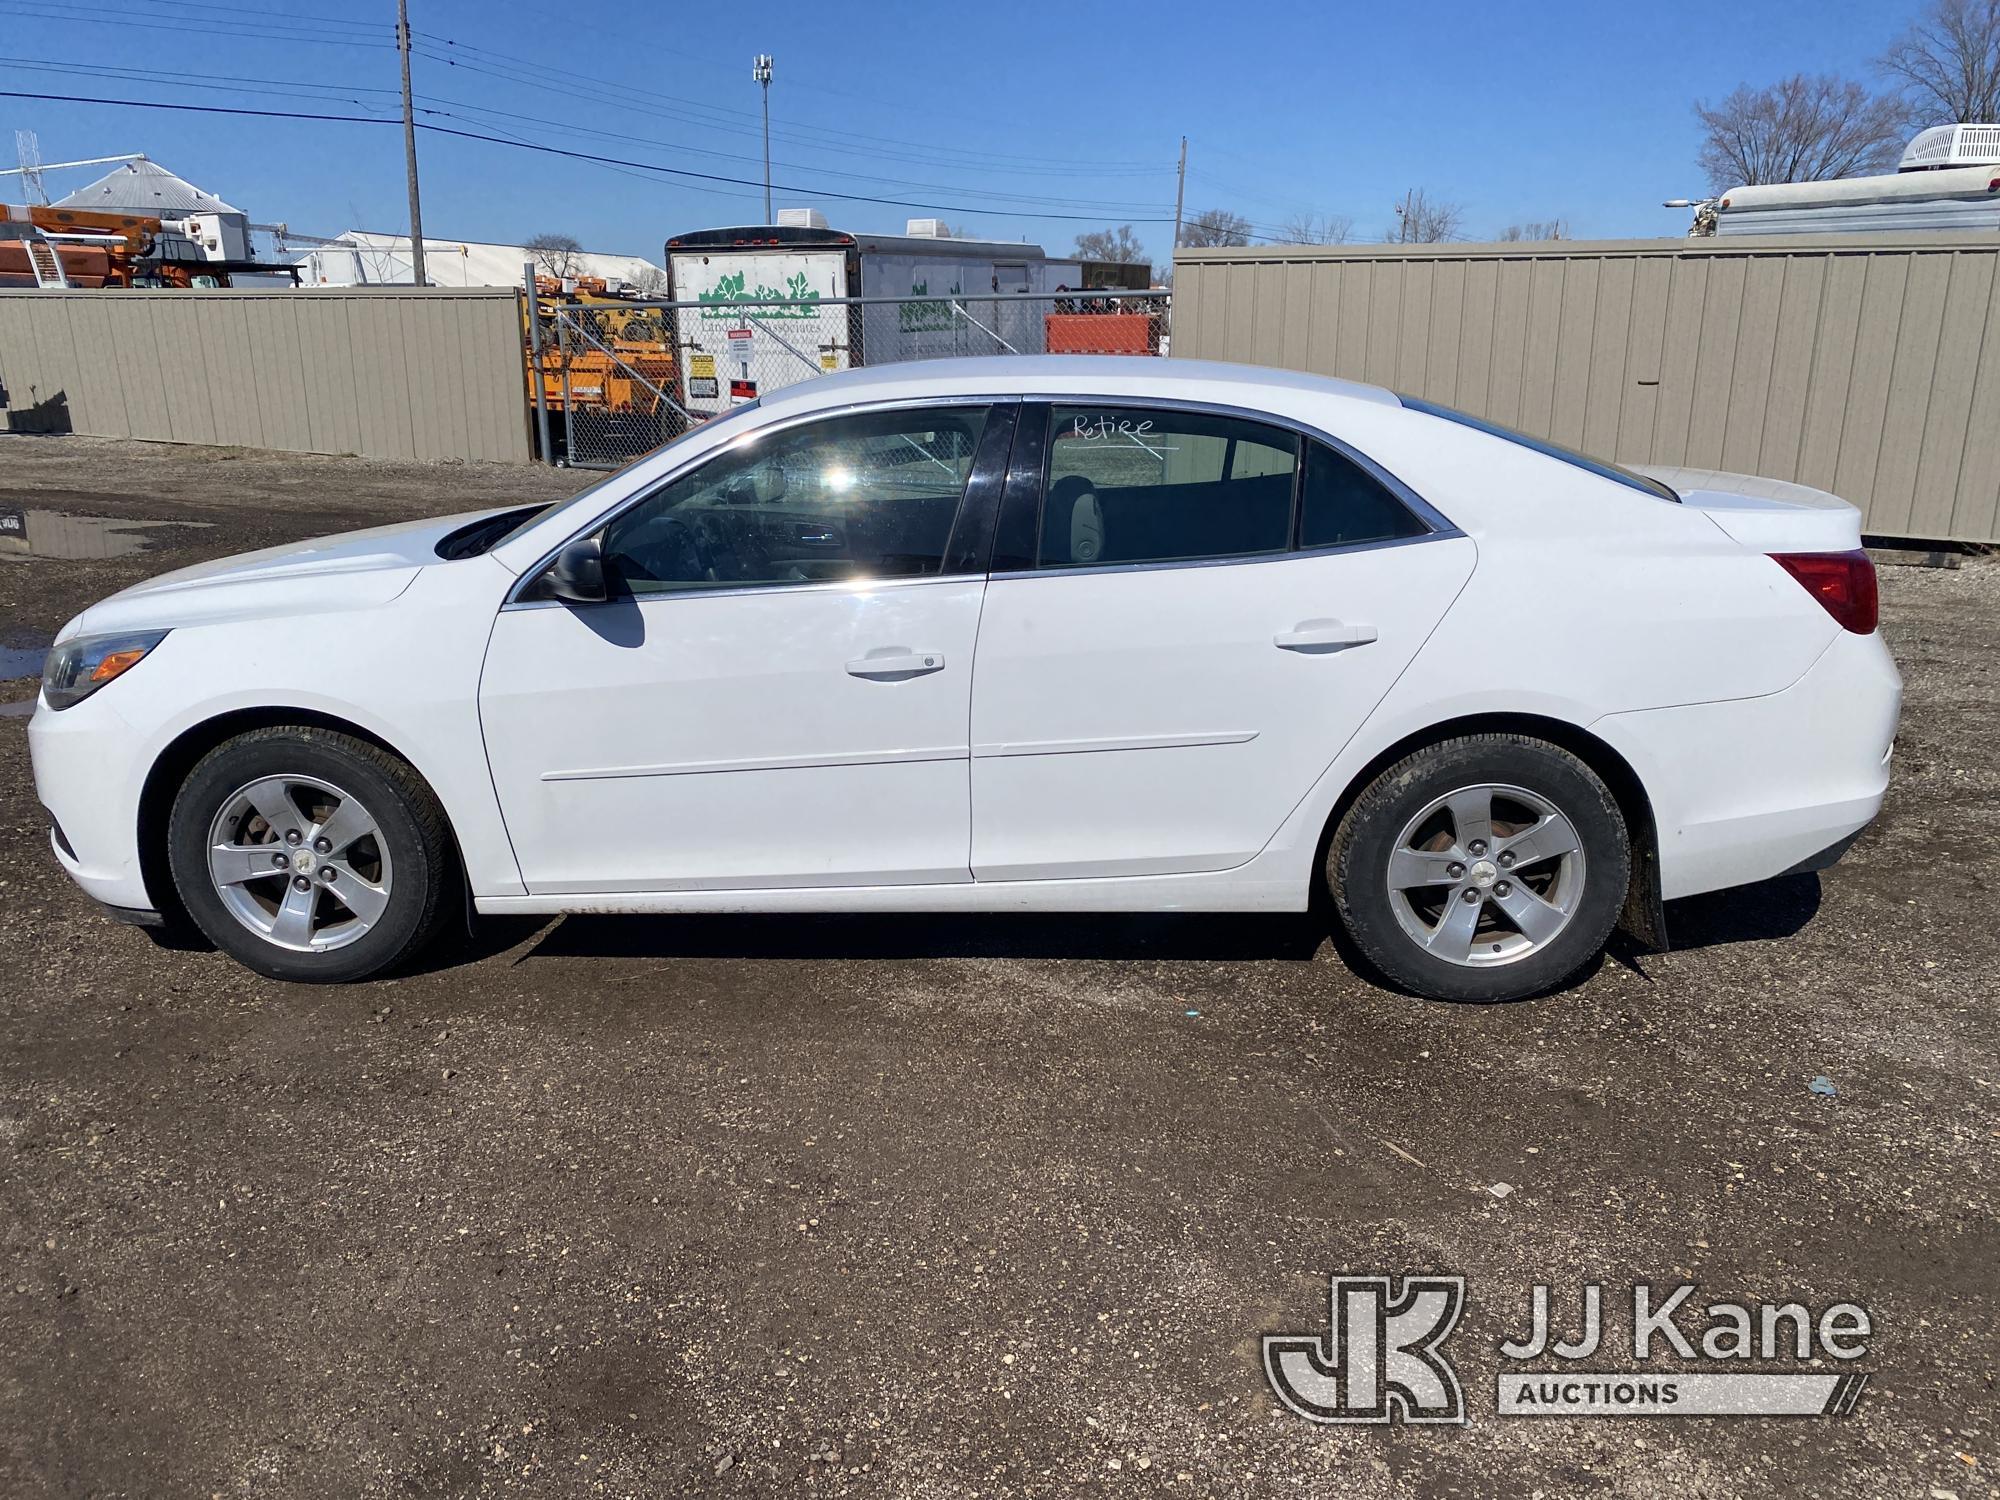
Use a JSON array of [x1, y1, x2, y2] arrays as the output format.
[[167, 727, 454, 983], [1328, 734, 1629, 1002]]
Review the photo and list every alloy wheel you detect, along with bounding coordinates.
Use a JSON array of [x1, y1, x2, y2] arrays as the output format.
[[1385, 782, 1587, 967], [205, 774, 394, 953]]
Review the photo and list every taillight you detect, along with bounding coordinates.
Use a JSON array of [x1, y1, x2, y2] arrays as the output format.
[[1769, 549, 1878, 633]]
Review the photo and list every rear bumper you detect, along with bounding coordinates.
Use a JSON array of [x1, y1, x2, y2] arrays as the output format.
[[1592, 628, 1901, 901], [1780, 825, 1869, 878]]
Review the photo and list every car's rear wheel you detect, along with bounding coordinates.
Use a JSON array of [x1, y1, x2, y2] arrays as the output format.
[[1327, 734, 1629, 1002], [167, 727, 453, 983]]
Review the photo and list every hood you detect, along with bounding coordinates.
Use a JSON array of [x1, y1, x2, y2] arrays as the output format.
[[1633, 466, 1864, 554], [61, 508, 516, 640]]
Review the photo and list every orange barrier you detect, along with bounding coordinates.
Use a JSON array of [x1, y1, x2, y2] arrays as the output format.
[[1045, 311, 1155, 355]]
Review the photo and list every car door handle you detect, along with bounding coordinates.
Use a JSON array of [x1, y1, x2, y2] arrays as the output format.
[[845, 650, 946, 679], [1274, 620, 1379, 652]]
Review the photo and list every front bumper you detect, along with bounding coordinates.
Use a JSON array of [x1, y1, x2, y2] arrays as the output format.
[[29, 690, 156, 912], [91, 893, 166, 927]]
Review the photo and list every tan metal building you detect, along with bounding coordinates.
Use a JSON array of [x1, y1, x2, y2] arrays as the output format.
[[0, 284, 531, 464], [1170, 234, 2000, 544]]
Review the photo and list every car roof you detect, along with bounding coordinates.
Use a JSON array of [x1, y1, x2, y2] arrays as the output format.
[[749, 355, 1402, 418]]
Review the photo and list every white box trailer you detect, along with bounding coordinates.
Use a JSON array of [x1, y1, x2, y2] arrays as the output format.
[[663, 217, 1081, 416], [1704, 124, 2000, 236], [1711, 162, 2000, 235]]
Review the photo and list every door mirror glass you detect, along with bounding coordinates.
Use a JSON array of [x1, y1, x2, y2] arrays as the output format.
[[540, 534, 607, 604]]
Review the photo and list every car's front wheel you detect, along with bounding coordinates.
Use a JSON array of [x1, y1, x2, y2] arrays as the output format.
[[167, 726, 454, 983], [1327, 734, 1630, 1002]]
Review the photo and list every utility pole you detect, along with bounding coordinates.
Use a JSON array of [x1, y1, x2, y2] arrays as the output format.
[[754, 54, 774, 223], [396, 0, 428, 286], [1171, 135, 1187, 252]]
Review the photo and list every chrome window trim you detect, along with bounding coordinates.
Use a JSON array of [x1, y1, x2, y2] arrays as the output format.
[[503, 570, 988, 611], [503, 393, 1016, 609], [987, 526, 1458, 583]]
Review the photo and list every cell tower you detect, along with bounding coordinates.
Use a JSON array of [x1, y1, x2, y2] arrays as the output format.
[[14, 130, 48, 205]]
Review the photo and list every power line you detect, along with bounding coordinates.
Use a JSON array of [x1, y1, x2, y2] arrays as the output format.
[[132, 0, 379, 26], [411, 46, 1167, 181], [0, 57, 1178, 215], [410, 92, 1178, 211], [415, 31, 1165, 169], [0, 55, 396, 106], [0, 2, 393, 46], [410, 34, 1167, 177], [0, 88, 1184, 224]]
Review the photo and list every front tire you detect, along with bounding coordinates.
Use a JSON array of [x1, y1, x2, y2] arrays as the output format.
[[167, 727, 454, 983], [1328, 734, 1629, 1002]]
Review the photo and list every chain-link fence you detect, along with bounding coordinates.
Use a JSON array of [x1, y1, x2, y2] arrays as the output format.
[[525, 284, 1171, 469]]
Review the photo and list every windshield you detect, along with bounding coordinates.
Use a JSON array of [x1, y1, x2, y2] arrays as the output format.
[[491, 400, 765, 551], [1399, 395, 1679, 503]]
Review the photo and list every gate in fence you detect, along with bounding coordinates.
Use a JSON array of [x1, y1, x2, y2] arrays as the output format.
[[525, 277, 1171, 469]]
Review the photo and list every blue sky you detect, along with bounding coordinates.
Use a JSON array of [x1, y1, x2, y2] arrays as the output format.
[[1, 0, 1926, 266]]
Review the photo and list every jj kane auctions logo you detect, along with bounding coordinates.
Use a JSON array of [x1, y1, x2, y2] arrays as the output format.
[[1265, 1276, 1872, 1423]]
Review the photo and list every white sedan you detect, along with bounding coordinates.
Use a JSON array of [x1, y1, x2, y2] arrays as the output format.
[[30, 357, 1900, 1002]]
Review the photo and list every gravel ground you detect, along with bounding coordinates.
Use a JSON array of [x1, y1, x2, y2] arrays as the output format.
[[0, 434, 1993, 1499]]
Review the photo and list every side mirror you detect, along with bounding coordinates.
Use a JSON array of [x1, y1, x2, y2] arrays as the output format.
[[541, 534, 607, 604]]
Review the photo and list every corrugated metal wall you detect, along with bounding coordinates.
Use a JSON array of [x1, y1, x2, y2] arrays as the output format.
[[1171, 234, 2000, 544], [0, 285, 530, 463]]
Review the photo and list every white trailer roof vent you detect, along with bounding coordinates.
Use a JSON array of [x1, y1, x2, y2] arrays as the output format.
[[1900, 123, 2000, 171], [904, 217, 950, 238], [777, 207, 829, 229]]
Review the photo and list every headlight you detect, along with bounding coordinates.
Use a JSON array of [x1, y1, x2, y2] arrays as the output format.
[[41, 629, 170, 711]]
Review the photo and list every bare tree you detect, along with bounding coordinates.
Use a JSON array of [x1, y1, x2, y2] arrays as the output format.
[[1694, 74, 1907, 190], [625, 263, 668, 295], [1179, 208, 1253, 249], [1072, 225, 1147, 262], [1389, 189, 1463, 243], [1882, 0, 2000, 124], [1496, 218, 1570, 241], [525, 232, 585, 280], [1279, 211, 1354, 245]]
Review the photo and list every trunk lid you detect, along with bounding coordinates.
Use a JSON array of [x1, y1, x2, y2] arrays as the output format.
[[1634, 465, 1864, 553]]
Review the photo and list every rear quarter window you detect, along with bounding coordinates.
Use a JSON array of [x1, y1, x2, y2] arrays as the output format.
[[1300, 441, 1431, 549]]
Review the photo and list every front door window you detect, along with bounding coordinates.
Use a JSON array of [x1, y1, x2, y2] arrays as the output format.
[[601, 405, 991, 594]]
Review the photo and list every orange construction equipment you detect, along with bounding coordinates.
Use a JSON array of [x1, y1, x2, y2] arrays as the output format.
[[0, 201, 180, 288], [523, 273, 676, 424], [0, 202, 294, 288]]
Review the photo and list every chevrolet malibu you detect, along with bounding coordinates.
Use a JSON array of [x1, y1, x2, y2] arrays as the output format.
[[30, 357, 1900, 1002]]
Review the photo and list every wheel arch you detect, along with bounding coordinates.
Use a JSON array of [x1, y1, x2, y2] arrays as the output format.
[[1317, 711, 1667, 950], [136, 706, 468, 928]]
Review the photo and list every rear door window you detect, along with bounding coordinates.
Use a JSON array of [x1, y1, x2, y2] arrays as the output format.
[[1038, 406, 1297, 568]]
